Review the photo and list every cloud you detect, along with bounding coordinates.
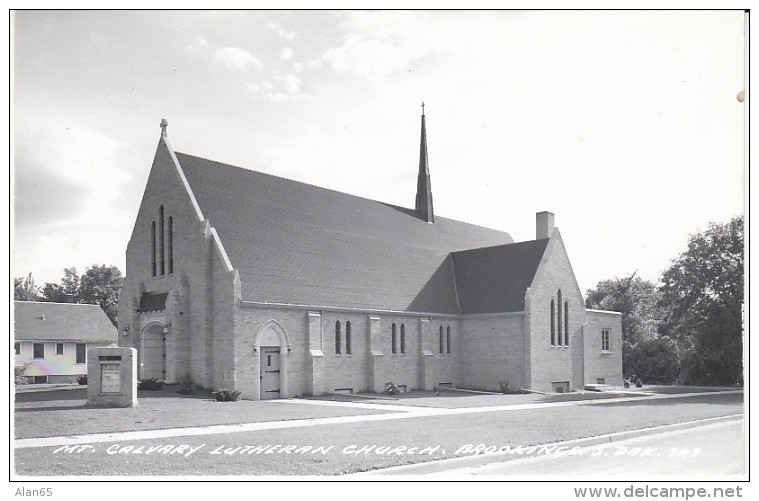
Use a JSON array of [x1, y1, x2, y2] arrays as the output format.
[[279, 47, 294, 60], [319, 12, 438, 84], [266, 22, 296, 40], [213, 47, 264, 71], [186, 36, 208, 55], [293, 62, 304, 73], [246, 73, 305, 103]]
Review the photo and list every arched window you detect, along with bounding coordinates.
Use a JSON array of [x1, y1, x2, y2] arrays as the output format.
[[159, 205, 165, 275], [168, 216, 174, 274], [151, 221, 157, 277], [564, 302, 569, 346], [439, 326, 444, 354], [346, 321, 352, 355], [400, 324, 406, 354], [557, 290, 563, 346], [391, 323, 397, 354], [447, 326, 451, 354], [335, 320, 341, 355], [550, 299, 555, 345]]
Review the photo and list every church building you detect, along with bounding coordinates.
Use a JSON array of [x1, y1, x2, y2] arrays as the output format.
[[118, 111, 622, 399]]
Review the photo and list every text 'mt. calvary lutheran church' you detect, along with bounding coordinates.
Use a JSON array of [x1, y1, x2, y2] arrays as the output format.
[[118, 109, 622, 399]]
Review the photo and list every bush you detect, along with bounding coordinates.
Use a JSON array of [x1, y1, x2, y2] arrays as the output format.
[[77, 375, 88, 385], [176, 375, 197, 395], [212, 389, 241, 402], [384, 381, 399, 395], [498, 380, 510, 394], [15, 363, 31, 385], [138, 378, 164, 391]]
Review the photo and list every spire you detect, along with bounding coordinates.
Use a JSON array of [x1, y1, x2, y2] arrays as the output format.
[[415, 102, 434, 223]]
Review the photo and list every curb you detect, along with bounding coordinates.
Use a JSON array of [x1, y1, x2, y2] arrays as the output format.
[[356, 414, 743, 476]]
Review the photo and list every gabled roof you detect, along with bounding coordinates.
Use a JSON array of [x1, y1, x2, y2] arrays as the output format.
[[176, 152, 515, 313], [14, 301, 118, 343], [452, 239, 550, 314]]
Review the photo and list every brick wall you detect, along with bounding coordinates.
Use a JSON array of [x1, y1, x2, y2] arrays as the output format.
[[119, 138, 236, 389], [583, 310, 623, 386], [524, 231, 586, 393], [459, 314, 524, 392]]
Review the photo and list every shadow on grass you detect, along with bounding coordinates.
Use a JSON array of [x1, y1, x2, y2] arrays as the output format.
[[14, 389, 86, 403], [600, 393, 743, 407], [15, 403, 88, 412]]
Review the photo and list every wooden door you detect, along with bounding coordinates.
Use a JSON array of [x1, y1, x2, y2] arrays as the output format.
[[260, 347, 280, 399], [142, 330, 165, 380]]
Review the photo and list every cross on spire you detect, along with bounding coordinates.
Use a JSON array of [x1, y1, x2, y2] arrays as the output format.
[[421, 101, 425, 116]]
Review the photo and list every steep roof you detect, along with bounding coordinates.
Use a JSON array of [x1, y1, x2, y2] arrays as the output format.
[[14, 301, 118, 343], [452, 239, 550, 314], [176, 152, 515, 313]]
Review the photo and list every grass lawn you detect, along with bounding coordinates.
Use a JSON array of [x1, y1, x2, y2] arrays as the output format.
[[14, 386, 398, 440], [13, 389, 743, 477]]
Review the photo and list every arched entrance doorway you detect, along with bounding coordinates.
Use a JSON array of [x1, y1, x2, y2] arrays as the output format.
[[141, 323, 166, 380], [256, 321, 288, 400]]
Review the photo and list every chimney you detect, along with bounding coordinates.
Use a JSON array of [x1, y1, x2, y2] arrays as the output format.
[[536, 211, 555, 239]]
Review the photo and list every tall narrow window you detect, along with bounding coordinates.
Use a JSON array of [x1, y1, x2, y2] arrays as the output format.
[[168, 216, 174, 274], [76, 343, 86, 364], [439, 326, 444, 354], [557, 290, 563, 346], [33, 343, 44, 359], [14, 343, 20, 355], [151, 221, 157, 277], [564, 302, 569, 346], [400, 324, 406, 354], [159, 205, 165, 275], [601, 329, 610, 351], [335, 321, 341, 355], [550, 300, 556, 345], [346, 321, 352, 355], [391, 324, 397, 354], [447, 326, 451, 354], [56, 343, 64, 355]]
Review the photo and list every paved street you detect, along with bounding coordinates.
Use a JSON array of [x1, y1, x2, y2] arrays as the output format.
[[13, 389, 744, 477], [423, 419, 746, 480]]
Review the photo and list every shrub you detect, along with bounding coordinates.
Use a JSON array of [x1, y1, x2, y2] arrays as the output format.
[[176, 375, 197, 395], [138, 378, 164, 391], [384, 381, 399, 395], [14, 363, 31, 385], [212, 389, 241, 402], [77, 375, 88, 385]]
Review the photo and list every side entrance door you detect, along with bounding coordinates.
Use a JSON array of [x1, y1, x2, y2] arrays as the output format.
[[260, 347, 280, 399]]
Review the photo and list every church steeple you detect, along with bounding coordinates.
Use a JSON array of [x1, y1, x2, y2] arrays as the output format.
[[415, 102, 434, 223]]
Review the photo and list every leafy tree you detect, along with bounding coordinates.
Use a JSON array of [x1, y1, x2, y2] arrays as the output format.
[[40, 268, 81, 303], [659, 217, 744, 385], [79, 264, 123, 326], [623, 336, 680, 384], [14, 273, 39, 301], [585, 272, 668, 378]]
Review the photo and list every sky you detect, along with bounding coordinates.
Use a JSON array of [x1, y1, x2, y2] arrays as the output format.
[[11, 10, 746, 296]]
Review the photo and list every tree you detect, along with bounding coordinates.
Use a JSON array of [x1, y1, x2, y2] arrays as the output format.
[[40, 268, 81, 303], [14, 273, 39, 301], [658, 217, 744, 385], [79, 264, 123, 326], [585, 272, 669, 379], [585, 272, 660, 345]]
